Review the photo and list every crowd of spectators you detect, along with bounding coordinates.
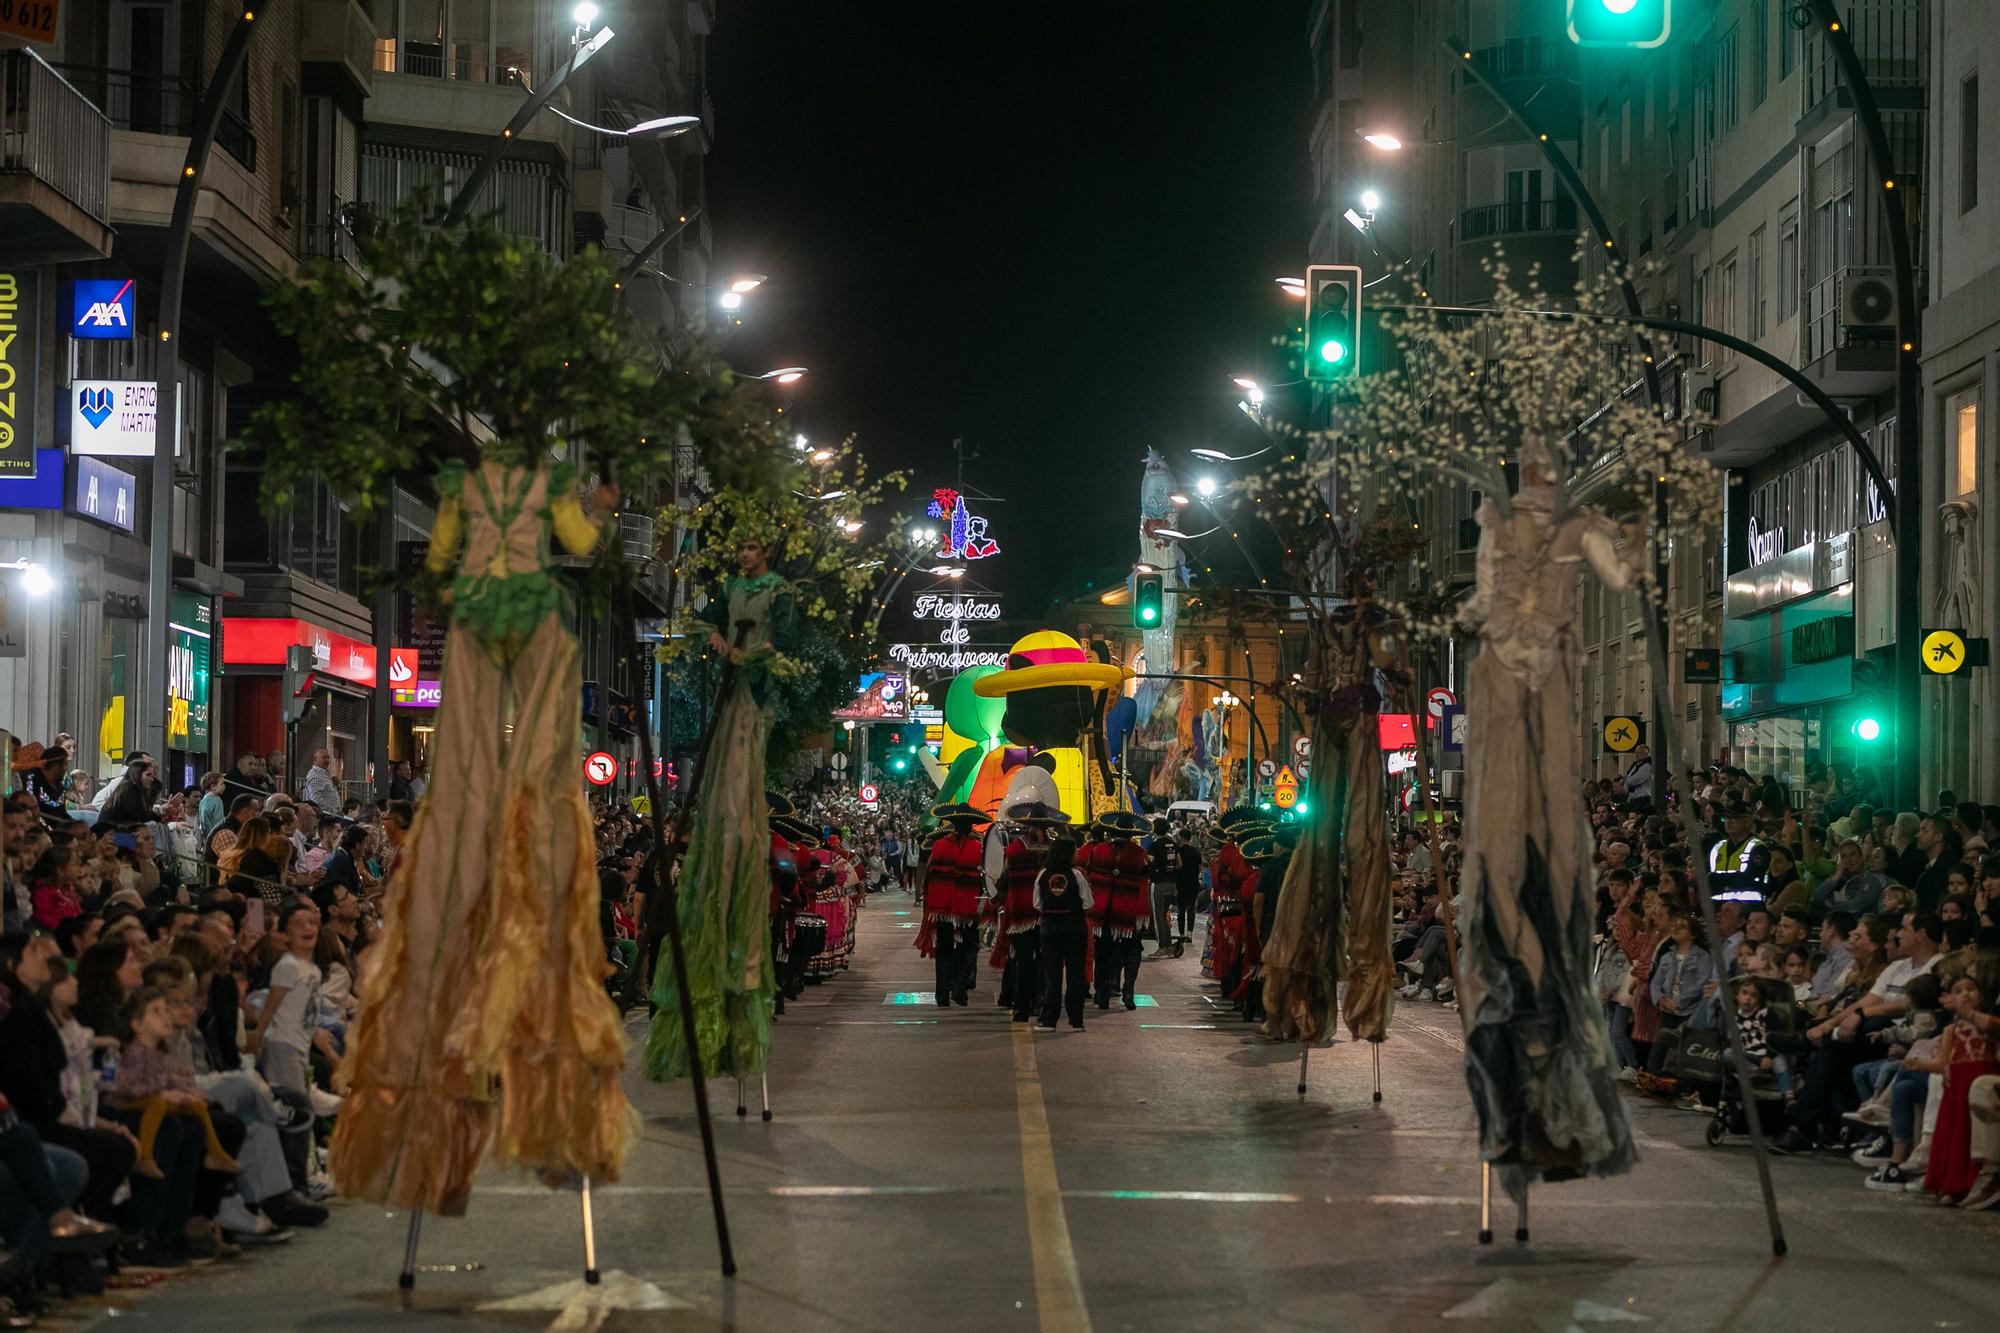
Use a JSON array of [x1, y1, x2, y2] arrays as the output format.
[[1382, 752, 2000, 1211], [0, 736, 409, 1321]]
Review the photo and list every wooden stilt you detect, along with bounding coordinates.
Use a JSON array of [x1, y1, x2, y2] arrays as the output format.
[[760, 1071, 772, 1122], [1371, 1042, 1382, 1103], [735, 1076, 746, 1118], [580, 1175, 601, 1285], [398, 1209, 424, 1290], [1477, 1165, 1493, 1245], [1514, 1189, 1529, 1244], [1296, 1045, 1309, 1100]]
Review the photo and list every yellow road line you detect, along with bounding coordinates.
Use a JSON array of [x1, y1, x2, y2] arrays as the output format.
[[1011, 1025, 1092, 1333]]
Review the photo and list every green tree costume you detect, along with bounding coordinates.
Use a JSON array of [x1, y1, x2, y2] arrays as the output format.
[[645, 571, 797, 1080]]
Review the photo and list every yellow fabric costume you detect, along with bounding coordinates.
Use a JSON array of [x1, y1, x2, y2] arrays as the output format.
[[331, 460, 634, 1216]]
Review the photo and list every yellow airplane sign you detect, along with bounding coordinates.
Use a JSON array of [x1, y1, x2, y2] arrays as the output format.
[[1922, 628, 1967, 675]]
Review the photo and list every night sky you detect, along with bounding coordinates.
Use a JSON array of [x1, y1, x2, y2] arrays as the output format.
[[707, 1, 1312, 617]]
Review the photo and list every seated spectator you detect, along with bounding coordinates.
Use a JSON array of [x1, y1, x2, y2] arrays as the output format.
[[109, 986, 240, 1179]]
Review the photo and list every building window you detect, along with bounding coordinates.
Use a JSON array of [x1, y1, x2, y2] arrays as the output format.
[[1778, 204, 1800, 319], [1750, 1, 1768, 109], [1780, 6, 1799, 80], [1716, 27, 1739, 133], [1963, 74, 1980, 215], [1715, 253, 1738, 341], [1950, 387, 1980, 498], [1747, 226, 1766, 339]]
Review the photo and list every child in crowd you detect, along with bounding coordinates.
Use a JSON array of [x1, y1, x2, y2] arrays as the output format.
[[1847, 972, 1944, 1134], [1731, 979, 1789, 1092], [1922, 975, 2000, 1201], [28, 844, 83, 930], [1783, 946, 1815, 1005], [111, 986, 240, 1178], [251, 901, 330, 1099]]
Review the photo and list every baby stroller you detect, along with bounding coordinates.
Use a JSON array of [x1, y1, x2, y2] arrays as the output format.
[[1695, 982, 1803, 1147]]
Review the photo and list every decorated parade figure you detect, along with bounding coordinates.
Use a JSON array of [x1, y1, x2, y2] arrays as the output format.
[[333, 459, 630, 1216], [1035, 835, 1093, 1031], [1457, 457, 1642, 1206], [645, 536, 798, 1084], [1090, 811, 1151, 1010], [971, 631, 1129, 823], [916, 804, 986, 1006]]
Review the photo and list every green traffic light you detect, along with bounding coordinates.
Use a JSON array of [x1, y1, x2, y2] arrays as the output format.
[[1602, 0, 1637, 12], [1853, 717, 1883, 742], [1567, 0, 1671, 47], [1318, 338, 1348, 364], [1140, 606, 1158, 624], [1294, 800, 1310, 816]]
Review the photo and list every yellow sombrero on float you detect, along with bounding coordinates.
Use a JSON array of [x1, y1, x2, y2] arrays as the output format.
[[972, 630, 1128, 697]]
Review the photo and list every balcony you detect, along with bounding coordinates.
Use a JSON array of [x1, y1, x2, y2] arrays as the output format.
[[1457, 38, 1578, 90], [58, 65, 257, 173], [1803, 0, 1926, 118], [301, 0, 378, 101], [0, 48, 113, 259], [300, 200, 364, 270], [1799, 266, 1901, 393], [1458, 196, 1580, 242]]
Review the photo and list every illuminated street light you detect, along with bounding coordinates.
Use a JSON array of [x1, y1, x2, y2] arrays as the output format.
[[20, 563, 54, 597], [718, 290, 743, 310], [1195, 476, 1218, 498], [1361, 132, 1403, 150], [794, 433, 810, 452], [1167, 492, 1190, 506], [1153, 526, 1220, 541], [1189, 446, 1271, 463], [810, 448, 835, 464], [752, 366, 807, 383], [1275, 277, 1306, 298], [1359, 189, 1382, 214], [1231, 375, 1259, 390], [1343, 208, 1368, 234], [729, 275, 767, 293]]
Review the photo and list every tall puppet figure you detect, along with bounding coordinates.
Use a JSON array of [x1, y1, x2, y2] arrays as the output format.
[[1457, 461, 1643, 1207], [646, 536, 798, 1083], [333, 460, 629, 1216]]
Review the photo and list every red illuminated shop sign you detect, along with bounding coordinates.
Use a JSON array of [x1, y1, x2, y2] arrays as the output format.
[[223, 617, 378, 687]]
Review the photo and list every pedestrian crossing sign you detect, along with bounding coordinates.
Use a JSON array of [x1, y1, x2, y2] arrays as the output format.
[[1601, 716, 1643, 753]]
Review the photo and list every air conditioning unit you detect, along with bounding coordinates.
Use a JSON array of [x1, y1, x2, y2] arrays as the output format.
[[1681, 367, 1718, 418], [1842, 267, 1897, 334]]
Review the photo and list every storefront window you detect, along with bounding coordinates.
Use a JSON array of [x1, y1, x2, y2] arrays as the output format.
[[97, 616, 139, 779]]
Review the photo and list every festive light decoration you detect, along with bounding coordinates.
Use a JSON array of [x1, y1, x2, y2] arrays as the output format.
[[925, 487, 1000, 560]]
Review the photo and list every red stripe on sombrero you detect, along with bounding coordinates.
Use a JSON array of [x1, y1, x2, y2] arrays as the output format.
[[1016, 646, 1088, 666]]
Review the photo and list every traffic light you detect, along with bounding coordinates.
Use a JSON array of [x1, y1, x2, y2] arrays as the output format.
[[282, 645, 316, 726], [1852, 715, 1885, 743], [1133, 572, 1164, 628], [1566, 0, 1672, 49], [1304, 263, 1362, 382]]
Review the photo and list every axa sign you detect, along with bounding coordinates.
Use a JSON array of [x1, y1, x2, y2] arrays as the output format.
[[68, 280, 136, 341]]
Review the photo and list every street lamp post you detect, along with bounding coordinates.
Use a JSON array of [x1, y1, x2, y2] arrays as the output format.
[[143, 7, 261, 764]]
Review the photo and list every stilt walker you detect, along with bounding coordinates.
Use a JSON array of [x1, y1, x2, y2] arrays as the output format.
[[1455, 465, 1639, 1222], [1091, 812, 1150, 1010], [915, 804, 985, 1007], [645, 536, 798, 1085], [333, 461, 633, 1217]]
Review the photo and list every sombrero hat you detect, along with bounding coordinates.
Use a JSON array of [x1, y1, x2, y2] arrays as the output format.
[[11, 742, 47, 773], [1241, 834, 1285, 862], [1091, 810, 1149, 836], [773, 815, 821, 847], [766, 791, 797, 818], [1002, 799, 1071, 826], [929, 801, 984, 823], [972, 630, 1128, 697], [1215, 806, 1268, 835]]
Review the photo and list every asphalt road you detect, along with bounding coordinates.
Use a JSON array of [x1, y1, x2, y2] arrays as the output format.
[[80, 894, 2000, 1332]]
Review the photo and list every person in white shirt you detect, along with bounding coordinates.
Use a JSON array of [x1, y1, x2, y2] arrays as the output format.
[[251, 902, 334, 1097], [1827, 911, 1942, 1038]]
